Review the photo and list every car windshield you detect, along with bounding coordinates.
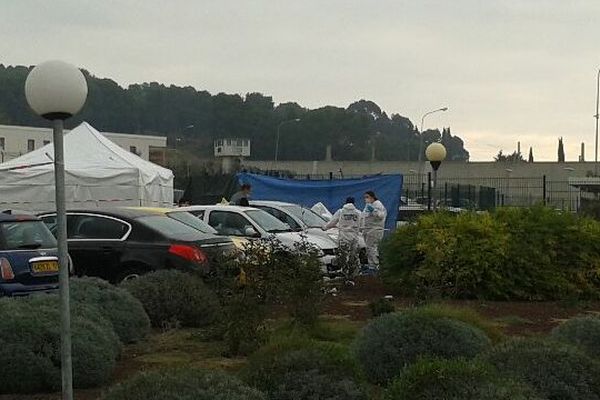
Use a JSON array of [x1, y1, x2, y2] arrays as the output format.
[[137, 215, 207, 240], [282, 205, 326, 228], [167, 211, 218, 234], [245, 210, 292, 233], [0, 220, 57, 250]]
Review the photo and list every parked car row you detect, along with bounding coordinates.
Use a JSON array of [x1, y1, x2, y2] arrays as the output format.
[[1, 200, 344, 296], [179, 205, 338, 272]]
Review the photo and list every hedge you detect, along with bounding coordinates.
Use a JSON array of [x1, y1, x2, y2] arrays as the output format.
[[70, 277, 150, 343], [381, 206, 600, 300], [270, 369, 367, 400], [122, 270, 219, 328], [243, 335, 361, 393], [386, 358, 541, 400], [481, 338, 600, 399], [102, 368, 265, 400], [354, 312, 490, 384], [0, 295, 120, 393], [551, 315, 600, 358]]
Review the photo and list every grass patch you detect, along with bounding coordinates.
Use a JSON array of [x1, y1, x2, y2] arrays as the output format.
[[127, 329, 246, 372], [269, 315, 363, 346], [493, 315, 535, 327]]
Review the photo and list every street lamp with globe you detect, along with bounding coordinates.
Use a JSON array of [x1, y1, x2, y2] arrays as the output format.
[[25, 60, 88, 400], [426, 142, 447, 211]]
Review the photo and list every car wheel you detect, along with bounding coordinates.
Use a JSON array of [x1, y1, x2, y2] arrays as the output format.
[[117, 265, 150, 283]]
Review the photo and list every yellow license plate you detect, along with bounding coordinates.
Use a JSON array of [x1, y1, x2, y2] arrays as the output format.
[[31, 261, 59, 274]]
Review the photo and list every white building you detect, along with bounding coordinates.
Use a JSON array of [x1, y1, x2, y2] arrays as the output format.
[[0, 124, 167, 165], [214, 138, 251, 173]]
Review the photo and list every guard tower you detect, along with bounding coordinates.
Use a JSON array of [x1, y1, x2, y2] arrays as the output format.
[[214, 138, 251, 173]]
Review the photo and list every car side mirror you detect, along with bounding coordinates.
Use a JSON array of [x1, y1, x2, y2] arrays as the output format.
[[245, 227, 260, 237]]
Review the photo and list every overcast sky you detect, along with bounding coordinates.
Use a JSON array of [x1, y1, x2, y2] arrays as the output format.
[[2, 1, 600, 161]]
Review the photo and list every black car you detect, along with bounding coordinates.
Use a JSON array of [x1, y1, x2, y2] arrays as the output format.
[[39, 208, 235, 282], [0, 211, 60, 296]]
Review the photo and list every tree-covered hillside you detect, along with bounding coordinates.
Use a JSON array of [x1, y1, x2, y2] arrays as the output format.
[[0, 64, 469, 161]]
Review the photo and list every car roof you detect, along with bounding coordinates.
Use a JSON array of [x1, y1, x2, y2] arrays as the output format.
[[38, 207, 167, 220], [250, 200, 299, 207], [0, 210, 40, 222], [179, 205, 262, 213]]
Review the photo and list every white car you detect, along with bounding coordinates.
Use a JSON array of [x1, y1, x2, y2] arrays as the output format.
[[179, 205, 338, 271], [250, 200, 367, 250]]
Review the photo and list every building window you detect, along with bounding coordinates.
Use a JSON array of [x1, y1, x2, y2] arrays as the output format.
[[0, 137, 4, 150], [130, 146, 138, 155], [27, 139, 35, 152], [43, 140, 50, 146]]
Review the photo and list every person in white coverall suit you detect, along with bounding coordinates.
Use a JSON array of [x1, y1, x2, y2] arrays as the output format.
[[324, 197, 362, 276], [362, 191, 387, 270]]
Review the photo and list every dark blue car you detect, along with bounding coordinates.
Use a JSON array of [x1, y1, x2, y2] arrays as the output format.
[[0, 211, 60, 296]]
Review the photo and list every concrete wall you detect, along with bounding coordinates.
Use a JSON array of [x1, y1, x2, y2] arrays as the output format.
[[241, 159, 593, 180]]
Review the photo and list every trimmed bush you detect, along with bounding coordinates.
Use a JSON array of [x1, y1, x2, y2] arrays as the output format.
[[481, 338, 600, 399], [0, 295, 120, 393], [354, 312, 491, 384], [381, 206, 600, 300], [386, 358, 541, 400], [70, 277, 150, 343], [551, 315, 600, 358], [102, 368, 265, 400], [406, 304, 503, 342], [243, 336, 360, 392], [271, 369, 367, 400], [122, 269, 219, 328]]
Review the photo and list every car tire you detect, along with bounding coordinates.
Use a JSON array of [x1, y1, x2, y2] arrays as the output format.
[[117, 265, 151, 283]]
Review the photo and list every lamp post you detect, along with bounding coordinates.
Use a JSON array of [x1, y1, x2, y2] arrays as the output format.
[[25, 60, 87, 400], [274, 118, 300, 168], [425, 142, 447, 211], [418, 107, 448, 163], [595, 69, 600, 176]]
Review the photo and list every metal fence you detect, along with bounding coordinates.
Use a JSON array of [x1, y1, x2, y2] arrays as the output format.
[[402, 174, 586, 212], [241, 169, 589, 212]]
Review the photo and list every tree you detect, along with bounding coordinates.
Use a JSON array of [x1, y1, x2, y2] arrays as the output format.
[[0, 64, 471, 162], [558, 137, 565, 162], [494, 150, 525, 163], [528, 147, 534, 163]]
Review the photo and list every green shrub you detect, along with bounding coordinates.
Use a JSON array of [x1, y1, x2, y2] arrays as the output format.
[[407, 303, 503, 342], [481, 338, 600, 399], [0, 296, 120, 393], [381, 206, 600, 300], [70, 277, 150, 343], [122, 269, 219, 328], [369, 297, 395, 317], [551, 315, 600, 358], [354, 312, 491, 384], [386, 358, 540, 400], [243, 336, 360, 392], [278, 239, 324, 326], [216, 238, 324, 355], [271, 369, 367, 400], [102, 368, 265, 400]]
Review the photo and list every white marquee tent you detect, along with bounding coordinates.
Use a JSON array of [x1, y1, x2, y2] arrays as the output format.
[[0, 122, 173, 212]]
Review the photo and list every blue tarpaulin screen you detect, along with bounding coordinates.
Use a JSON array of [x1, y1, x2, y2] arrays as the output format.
[[237, 173, 403, 231]]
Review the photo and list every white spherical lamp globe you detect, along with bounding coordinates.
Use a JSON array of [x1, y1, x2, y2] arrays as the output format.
[[425, 142, 447, 162], [25, 60, 88, 120]]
